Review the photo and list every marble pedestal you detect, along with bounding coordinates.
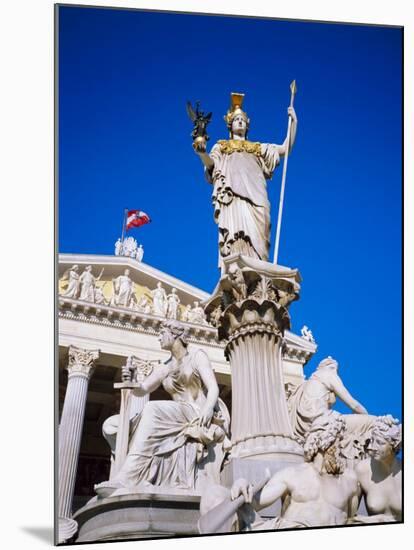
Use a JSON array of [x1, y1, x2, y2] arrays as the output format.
[[73, 488, 200, 542], [221, 457, 303, 517]]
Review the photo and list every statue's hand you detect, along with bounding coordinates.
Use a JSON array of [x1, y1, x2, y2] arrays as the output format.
[[193, 139, 206, 154], [288, 105, 297, 123], [231, 479, 253, 503], [121, 365, 132, 382], [355, 403, 368, 415], [198, 404, 214, 428]]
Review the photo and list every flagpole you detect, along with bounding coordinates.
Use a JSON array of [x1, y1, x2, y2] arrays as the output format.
[[121, 208, 128, 244], [273, 80, 297, 265]]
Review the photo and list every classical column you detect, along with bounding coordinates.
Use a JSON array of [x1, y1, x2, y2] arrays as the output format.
[[58, 345, 99, 543], [205, 255, 303, 461]]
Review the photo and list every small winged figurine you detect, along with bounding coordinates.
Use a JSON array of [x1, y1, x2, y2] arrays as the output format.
[[186, 100, 212, 146]]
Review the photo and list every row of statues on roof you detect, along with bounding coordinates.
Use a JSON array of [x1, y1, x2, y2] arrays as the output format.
[[95, 321, 401, 531], [59, 265, 208, 324], [114, 237, 144, 261]]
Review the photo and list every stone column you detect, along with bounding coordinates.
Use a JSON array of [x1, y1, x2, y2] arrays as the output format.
[[58, 345, 99, 543], [205, 255, 303, 461]]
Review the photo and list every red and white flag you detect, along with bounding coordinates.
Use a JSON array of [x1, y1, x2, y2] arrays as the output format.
[[126, 210, 151, 230]]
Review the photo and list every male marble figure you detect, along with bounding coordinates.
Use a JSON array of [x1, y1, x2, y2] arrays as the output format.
[[194, 93, 297, 269], [189, 301, 207, 324], [111, 268, 134, 307], [151, 282, 168, 316], [199, 414, 359, 532], [114, 238, 123, 256], [136, 243, 144, 261]]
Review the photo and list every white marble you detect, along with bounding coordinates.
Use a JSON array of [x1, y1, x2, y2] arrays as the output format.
[[111, 268, 134, 307], [58, 346, 99, 542], [95, 321, 230, 497], [61, 265, 80, 298], [353, 415, 402, 523], [166, 288, 180, 319], [151, 281, 167, 316], [194, 93, 297, 269], [199, 414, 360, 533]]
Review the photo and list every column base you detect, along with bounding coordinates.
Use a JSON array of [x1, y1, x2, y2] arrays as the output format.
[[221, 454, 304, 517], [58, 516, 78, 543], [230, 434, 304, 460]]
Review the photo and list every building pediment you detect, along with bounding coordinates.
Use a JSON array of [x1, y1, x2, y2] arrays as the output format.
[[59, 253, 209, 310], [58, 253, 317, 370]]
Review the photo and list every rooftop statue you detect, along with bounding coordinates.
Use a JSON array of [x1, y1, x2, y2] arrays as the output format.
[[110, 269, 134, 308], [60, 265, 80, 299], [166, 288, 180, 320], [79, 265, 104, 302], [193, 92, 297, 269], [151, 281, 168, 317]]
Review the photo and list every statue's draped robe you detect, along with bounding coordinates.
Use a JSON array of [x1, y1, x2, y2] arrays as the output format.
[[110, 349, 229, 490], [114, 275, 133, 307], [206, 141, 280, 268], [79, 272, 95, 302], [62, 270, 79, 298]]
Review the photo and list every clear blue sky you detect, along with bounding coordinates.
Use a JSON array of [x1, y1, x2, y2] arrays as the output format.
[[58, 6, 402, 419]]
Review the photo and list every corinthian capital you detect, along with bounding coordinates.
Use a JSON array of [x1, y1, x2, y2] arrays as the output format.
[[67, 345, 100, 378]]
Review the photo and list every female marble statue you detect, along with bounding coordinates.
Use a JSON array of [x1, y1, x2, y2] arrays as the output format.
[[195, 93, 297, 269], [200, 414, 359, 532], [96, 321, 230, 496], [61, 265, 80, 299], [288, 356, 374, 462], [352, 416, 402, 523]]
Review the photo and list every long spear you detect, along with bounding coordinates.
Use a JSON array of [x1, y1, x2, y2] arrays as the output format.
[[273, 80, 297, 265]]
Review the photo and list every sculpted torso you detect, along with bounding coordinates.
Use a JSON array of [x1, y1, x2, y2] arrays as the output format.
[[161, 352, 207, 410], [274, 464, 358, 526], [356, 459, 402, 520]]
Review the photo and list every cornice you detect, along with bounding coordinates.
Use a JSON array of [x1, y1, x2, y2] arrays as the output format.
[[58, 297, 222, 349]]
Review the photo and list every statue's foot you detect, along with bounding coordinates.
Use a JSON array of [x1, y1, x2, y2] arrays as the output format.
[[94, 480, 123, 498]]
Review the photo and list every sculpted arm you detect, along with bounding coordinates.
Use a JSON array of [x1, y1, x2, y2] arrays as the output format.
[[348, 475, 361, 522], [196, 351, 219, 426], [193, 140, 215, 172], [252, 471, 289, 511], [330, 373, 368, 414], [131, 365, 168, 397], [276, 106, 298, 157]]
